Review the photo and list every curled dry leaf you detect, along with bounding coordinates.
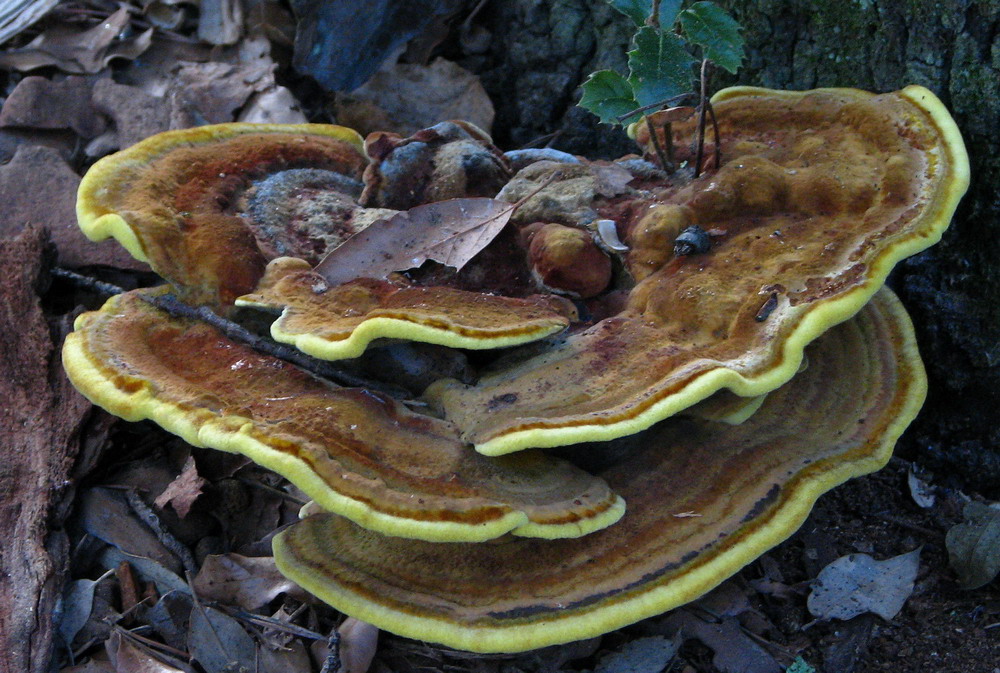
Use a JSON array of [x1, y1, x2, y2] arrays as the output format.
[[315, 198, 514, 285], [946, 501, 1000, 589], [907, 467, 936, 509], [154, 455, 206, 518], [807, 549, 921, 621]]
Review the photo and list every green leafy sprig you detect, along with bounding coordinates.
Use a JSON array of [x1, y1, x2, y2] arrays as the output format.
[[580, 1, 745, 174]]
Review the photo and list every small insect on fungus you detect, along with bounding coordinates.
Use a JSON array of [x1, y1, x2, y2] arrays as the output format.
[[673, 224, 711, 256]]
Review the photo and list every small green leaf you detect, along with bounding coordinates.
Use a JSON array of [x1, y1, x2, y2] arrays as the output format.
[[607, 0, 652, 26], [607, 0, 684, 28], [580, 70, 641, 125], [655, 0, 684, 27], [679, 1, 746, 74], [786, 657, 816, 673], [627, 26, 696, 107], [946, 501, 1000, 589]]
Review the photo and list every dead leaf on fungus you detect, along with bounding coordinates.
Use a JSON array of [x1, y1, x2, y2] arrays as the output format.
[[315, 198, 514, 285]]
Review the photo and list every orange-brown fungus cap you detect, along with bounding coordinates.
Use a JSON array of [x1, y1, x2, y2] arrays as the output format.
[[61, 289, 624, 542], [274, 288, 926, 653], [429, 86, 968, 455], [77, 123, 369, 306], [236, 257, 574, 361]]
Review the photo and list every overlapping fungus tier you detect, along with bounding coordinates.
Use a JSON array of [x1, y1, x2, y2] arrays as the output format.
[[274, 289, 927, 653], [429, 86, 968, 456], [61, 289, 625, 543], [76, 124, 369, 305]]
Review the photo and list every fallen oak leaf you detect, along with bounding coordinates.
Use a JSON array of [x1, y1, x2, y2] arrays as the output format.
[[315, 173, 558, 286], [946, 501, 1000, 589]]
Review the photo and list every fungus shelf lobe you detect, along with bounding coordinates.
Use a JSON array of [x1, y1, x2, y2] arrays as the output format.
[[61, 288, 624, 543], [76, 123, 369, 306], [274, 287, 926, 653], [236, 257, 574, 361], [429, 86, 968, 456]]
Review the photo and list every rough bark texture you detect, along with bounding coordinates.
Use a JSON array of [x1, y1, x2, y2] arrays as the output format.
[[467, 0, 1000, 493], [0, 225, 91, 673]]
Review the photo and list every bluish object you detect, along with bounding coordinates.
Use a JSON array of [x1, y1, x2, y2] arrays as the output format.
[[291, 0, 462, 92]]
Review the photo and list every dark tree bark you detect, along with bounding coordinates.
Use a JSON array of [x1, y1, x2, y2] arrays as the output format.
[[0, 226, 91, 673], [470, 0, 1000, 493]]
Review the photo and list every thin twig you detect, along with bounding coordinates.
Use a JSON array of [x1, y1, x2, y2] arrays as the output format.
[[50, 266, 125, 296], [114, 625, 191, 661], [645, 113, 672, 171], [125, 490, 199, 574], [222, 606, 326, 640], [615, 92, 697, 123], [236, 475, 307, 506], [320, 628, 343, 673], [694, 58, 710, 178], [54, 267, 421, 399], [518, 129, 563, 149], [140, 293, 414, 398], [707, 99, 722, 169], [648, 0, 662, 28]]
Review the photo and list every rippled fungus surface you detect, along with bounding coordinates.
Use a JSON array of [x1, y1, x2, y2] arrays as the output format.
[[430, 86, 968, 455], [273, 289, 926, 652], [63, 85, 968, 654]]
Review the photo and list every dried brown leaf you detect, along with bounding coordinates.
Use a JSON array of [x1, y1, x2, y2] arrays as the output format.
[[80, 487, 182, 573], [106, 631, 187, 673], [154, 455, 206, 518], [193, 553, 310, 611], [315, 197, 514, 286], [0, 8, 151, 74], [0, 76, 105, 137], [0, 144, 146, 269]]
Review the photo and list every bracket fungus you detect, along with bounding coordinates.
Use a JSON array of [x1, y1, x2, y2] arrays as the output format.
[[62, 288, 623, 542], [236, 256, 574, 362], [430, 86, 968, 455], [76, 123, 369, 305], [62, 85, 968, 655], [273, 289, 926, 652]]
